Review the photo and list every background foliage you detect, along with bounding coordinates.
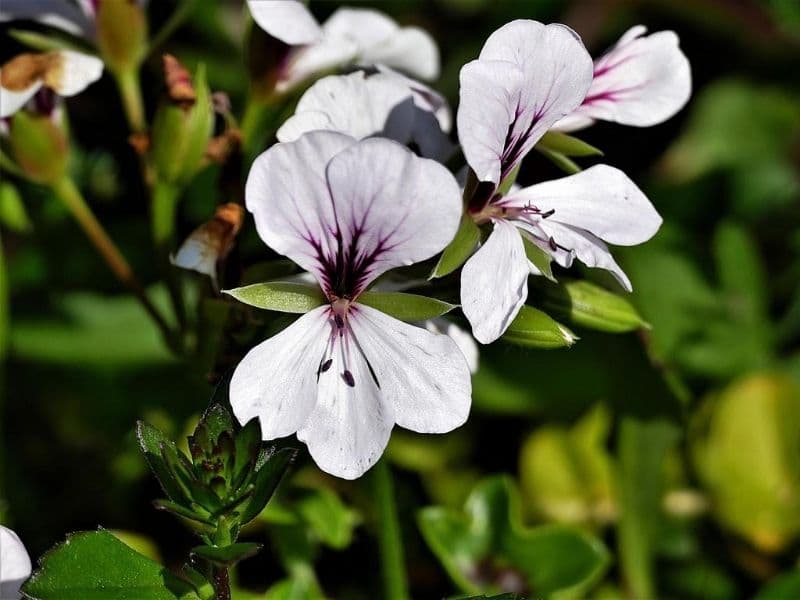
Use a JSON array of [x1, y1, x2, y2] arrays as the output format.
[[1, 0, 799, 598]]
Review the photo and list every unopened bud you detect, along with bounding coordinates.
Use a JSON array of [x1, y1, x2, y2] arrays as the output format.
[[9, 110, 68, 184], [96, 0, 148, 73]]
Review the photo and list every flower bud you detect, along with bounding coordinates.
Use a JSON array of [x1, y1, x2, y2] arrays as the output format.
[[9, 110, 68, 184], [96, 0, 148, 74]]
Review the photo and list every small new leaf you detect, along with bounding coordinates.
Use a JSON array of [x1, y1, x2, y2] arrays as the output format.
[[358, 291, 455, 322], [430, 213, 481, 278], [136, 421, 189, 504], [502, 306, 578, 349], [191, 543, 262, 567], [224, 282, 325, 313]]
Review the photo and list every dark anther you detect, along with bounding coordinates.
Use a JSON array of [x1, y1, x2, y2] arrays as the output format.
[[541, 209, 555, 218], [334, 314, 345, 329], [342, 370, 355, 387], [321, 359, 333, 373], [548, 236, 558, 251]]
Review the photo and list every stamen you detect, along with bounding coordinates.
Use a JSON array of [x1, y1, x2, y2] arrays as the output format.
[[320, 359, 332, 372], [548, 236, 558, 251], [540, 208, 555, 219], [342, 370, 355, 387], [334, 314, 345, 329]]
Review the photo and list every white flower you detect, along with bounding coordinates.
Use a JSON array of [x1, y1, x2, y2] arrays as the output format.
[[0, 526, 32, 600], [0, 49, 103, 118], [455, 21, 662, 344], [276, 70, 453, 160], [555, 26, 691, 132], [0, 0, 96, 38], [231, 131, 471, 479], [246, 1, 439, 93]]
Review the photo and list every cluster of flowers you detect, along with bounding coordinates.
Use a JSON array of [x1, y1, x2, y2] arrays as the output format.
[[0, 1, 690, 485]]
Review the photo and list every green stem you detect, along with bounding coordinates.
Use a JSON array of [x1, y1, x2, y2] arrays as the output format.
[[151, 179, 186, 332], [240, 98, 270, 156], [370, 458, 408, 600], [147, 0, 197, 56], [50, 176, 172, 340], [114, 68, 146, 133]]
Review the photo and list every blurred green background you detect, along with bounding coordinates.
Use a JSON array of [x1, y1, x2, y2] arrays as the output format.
[[1, 0, 799, 598]]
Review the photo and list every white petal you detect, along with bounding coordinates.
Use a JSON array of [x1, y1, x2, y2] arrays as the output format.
[[277, 72, 415, 144], [230, 307, 331, 439], [425, 318, 479, 374], [557, 26, 691, 130], [461, 219, 530, 344], [0, 0, 94, 38], [0, 79, 42, 118], [277, 38, 358, 93], [247, 0, 322, 45], [504, 165, 662, 245], [352, 305, 471, 433], [245, 130, 356, 288], [457, 58, 524, 184], [458, 20, 593, 183], [47, 50, 103, 96], [324, 137, 461, 292], [297, 320, 395, 480], [376, 65, 452, 132], [322, 8, 440, 80], [539, 221, 633, 291], [0, 526, 32, 600]]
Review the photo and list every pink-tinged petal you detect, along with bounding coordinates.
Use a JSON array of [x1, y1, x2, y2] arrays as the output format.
[[277, 37, 358, 93], [230, 307, 331, 440], [247, 0, 322, 45], [556, 26, 691, 131], [504, 165, 662, 246], [297, 321, 395, 480], [322, 8, 440, 81], [245, 130, 357, 289], [0, 80, 42, 118], [457, 58, 524, 184], [539, 221, 633, 291], [48, 50, 103, 96], [277, 72, 415, 144], [324, 137, 461, 294], [0, 526, 31, 600], [351, 305, 471, 433], [0, 0, 95, 38], [458, 20, 593, 184], [461, 219, 530, 344]]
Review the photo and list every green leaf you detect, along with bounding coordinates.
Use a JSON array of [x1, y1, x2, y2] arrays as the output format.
[[240, 447, 297, 524], [755, 570, 800, 600], [136, 421, 188, 504], [502, 306, 577, 349], [153, 499, 213, 527], [224, 282, 325, 313], [296, 488, 359, 549], [537, 148, 581, 175], [522, 237, 555, 281], [538, 131, 603, 157], [357, 291, 455, 322], [191, 543, 262, 567], [22, 529, 197, 599], [537, 280, 649, 333], [431, 214, 481, 278]]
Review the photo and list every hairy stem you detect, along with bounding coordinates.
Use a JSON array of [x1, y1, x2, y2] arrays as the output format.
[[51, 176, 172, 340], [371, 458, 409, 600]]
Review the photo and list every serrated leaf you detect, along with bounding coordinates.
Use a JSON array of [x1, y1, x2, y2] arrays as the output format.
[[240, 447, 297, 524], [537, 280, 649, 333], [136, 421, 188, 504], [431, 214, 480, 278], [357, 291, 455, 322], [224, 282, 325, 313], [21, 529, 198, 599], [537, 147, 581, 175], [191, 543, 262, 567], [502, 306, 577, 349], [194, 404, 234, 446], [538, 131, 603, 157]]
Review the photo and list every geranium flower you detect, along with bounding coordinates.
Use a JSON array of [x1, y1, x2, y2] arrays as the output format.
[[246, 1, 439, 93], [0, 526, 32, 600], [0, 49, 103, 117], [230, 131, 471, 479], [276, 70, 453, 160], [456, 20, 662, 344], [555, 26, 691, 132]]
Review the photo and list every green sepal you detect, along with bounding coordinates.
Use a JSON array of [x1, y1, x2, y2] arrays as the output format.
[[430, 213, 481, 278], [224, 282, 325, 313], [522, 237, 555, 282], [537, 147, 581, 175], [191, 543, 263, 567], [502, 306, 578, 349], [538, 131, 604, 157], [357, 291, 456, 322]]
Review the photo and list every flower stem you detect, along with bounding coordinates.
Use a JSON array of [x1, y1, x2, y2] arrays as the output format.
[[151, 179, 187, 332], [370, 458, 409, 600], [51, 176, 172, 340], [114, 68, 146, 133], [211, 567, 231, 600]]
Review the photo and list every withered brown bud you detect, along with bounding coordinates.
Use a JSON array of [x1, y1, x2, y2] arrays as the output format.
[[128, 132, 150, 155], [205, 129, 243, 165], [162, 54, 195, 107]]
